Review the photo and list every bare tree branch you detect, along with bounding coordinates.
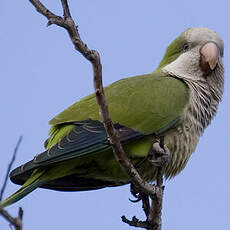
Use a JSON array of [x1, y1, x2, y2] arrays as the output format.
[[60, 0, 71, 18], [0, 137, 23, 230], [0, 208, 17, 227], [0, 136, 23, 201], [0, 1, 166, 229], [29, 0, 97, 63], [0, 207, 24, 230]]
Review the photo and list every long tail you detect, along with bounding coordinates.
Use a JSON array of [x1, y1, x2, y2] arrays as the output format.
[[0, 170, 45, 208]]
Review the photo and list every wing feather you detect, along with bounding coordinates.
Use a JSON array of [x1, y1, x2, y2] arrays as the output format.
[[49, 72, 189, 135]]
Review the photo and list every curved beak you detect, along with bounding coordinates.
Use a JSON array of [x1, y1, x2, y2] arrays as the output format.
[[200, 42, 219, 71]]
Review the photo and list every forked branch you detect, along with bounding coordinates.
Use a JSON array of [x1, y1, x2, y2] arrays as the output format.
[[0, 136, 23, 230]]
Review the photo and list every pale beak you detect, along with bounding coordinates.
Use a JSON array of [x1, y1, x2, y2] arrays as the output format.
[[200, 42, 219, 71]]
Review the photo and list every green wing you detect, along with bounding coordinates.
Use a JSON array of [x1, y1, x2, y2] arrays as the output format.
[[10, 120, 144, 189], [49, 71, 189, 135]]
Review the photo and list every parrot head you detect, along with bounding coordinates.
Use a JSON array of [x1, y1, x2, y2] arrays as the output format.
[[160, 27, 224, 78], [158, 27, 224, 133], [158, 28, 223, 74]]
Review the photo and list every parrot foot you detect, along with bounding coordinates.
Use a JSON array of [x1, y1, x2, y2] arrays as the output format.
[[129, 183, 150, 214], [129, 183, 142, 203], [148, 142, 170, 167], [128, 183, 151, 226], [121, 215, 148, 229]]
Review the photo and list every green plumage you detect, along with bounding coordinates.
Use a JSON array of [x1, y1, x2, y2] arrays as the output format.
[[49, 72, 188, 136]]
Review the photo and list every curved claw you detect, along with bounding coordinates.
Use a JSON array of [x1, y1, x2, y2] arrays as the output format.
[[129, 197, 142, 203], [130, 183, 139, 197], [130, 192, 139, 199], [129, 183, 143, 203]]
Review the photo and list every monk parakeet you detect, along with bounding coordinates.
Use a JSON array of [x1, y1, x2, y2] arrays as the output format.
[[1, 27, 224, 208]]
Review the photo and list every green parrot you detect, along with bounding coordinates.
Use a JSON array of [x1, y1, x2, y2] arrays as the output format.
[[1, 27, 224, 208]]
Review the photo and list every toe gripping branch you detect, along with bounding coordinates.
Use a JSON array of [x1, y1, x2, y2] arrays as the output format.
[[148, 137, 170, 168]]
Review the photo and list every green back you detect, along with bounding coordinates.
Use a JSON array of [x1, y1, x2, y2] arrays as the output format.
[[49, 72, 189, 135]]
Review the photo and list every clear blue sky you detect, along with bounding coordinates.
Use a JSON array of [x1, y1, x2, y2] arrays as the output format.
[[1, 1, 230, 229]]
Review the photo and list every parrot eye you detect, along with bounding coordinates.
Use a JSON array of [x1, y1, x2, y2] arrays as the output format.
[[182, 43, 190, 52]]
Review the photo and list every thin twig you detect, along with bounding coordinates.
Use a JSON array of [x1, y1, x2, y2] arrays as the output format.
[[61, 0, 71, 17], [15, 207, 23, 230], [0, 136, 23, 201], [0, 136, 23, 230], [0, 208, 18, 226], [0, 206, 23, 230], [29, 0, 95, 62]]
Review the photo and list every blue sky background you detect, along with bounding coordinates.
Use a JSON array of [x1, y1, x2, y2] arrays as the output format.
[[1, 0, 230, 229]]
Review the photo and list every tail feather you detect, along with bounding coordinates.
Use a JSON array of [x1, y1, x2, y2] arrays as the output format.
[[0, 170, 45, 208]]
